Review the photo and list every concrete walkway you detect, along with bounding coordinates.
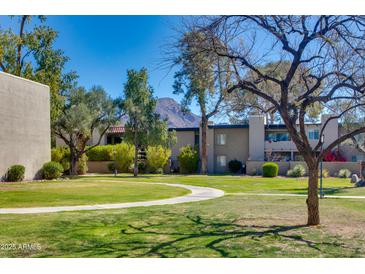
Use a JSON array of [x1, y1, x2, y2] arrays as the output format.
[[228, 192, 365, 199], [0, 183, 225, 214]]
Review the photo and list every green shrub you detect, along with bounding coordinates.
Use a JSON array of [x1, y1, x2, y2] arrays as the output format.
[[287, 164, 306, 177], [107, 162, 117, 173], [228, 159, 242, 173], [61, 158, 70, 172], [262, 162, 279, 177], [146, 145, 171, 174], [319, 168, 329, 178], [42, 161, 64, 179], [178, 145, 199, 174], [51, 148, 64, 162], [338, 168, 351, 178], [86, 145, 115, 161], [51, 147, 70, 172], [7, 165, 25, 182], [115, 142, 135, 172], [138, 160, 147, 174], [77, 154, 88, 175]]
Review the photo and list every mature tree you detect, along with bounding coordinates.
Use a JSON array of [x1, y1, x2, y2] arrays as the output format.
[[333, 100, 365, 154], [53, 86, 118, 175], [193, 16, 365, 225], [226, 61, 322, 124], [0, 15, 77, 124], [173, 31, 230, 174], [121, 68, 175, 177]]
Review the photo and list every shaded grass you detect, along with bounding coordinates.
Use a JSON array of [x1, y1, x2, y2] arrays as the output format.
[[0, 195, 364, 258], [0, 180, 189, 207]]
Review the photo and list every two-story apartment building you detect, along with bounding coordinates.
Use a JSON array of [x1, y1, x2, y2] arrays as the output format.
[[169, 114, 364, 173], [58, 114, 364, 174]]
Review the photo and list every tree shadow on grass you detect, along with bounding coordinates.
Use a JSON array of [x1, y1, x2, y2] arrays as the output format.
[[115, 215, 348, 258], [42, 212, 360, 258], [277, 186, 356, 195]]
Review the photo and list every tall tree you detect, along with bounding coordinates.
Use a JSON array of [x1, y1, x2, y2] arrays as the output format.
[[121, 68, 174, 177], [0, 15, 77, 125], [53, 86, 118, 175], [173, 31, 230, 174], [193, 16, 365, 225], [226, 61, 322, 124]]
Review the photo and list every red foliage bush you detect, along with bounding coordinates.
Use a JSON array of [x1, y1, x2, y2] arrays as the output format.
[[323, 150, 346, 162]]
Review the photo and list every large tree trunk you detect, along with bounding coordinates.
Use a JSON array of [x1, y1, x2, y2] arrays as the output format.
[[133, 131, 138, 177], [306, 165, 320, 225], [69, 150, 79, 176], [200, 117, 208, 174]]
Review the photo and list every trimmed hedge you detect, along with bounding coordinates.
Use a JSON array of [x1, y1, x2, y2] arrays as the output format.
[[178, 145, 199, 174], [42, 161, 64, 179], [7, 165, 25, 182], [228, 159, 242, 173], [262, 162, 279, 177], [86, 145, 115, 161]]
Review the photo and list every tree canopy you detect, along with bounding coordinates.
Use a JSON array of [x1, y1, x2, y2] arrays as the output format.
[[53, 85, 118, 174], [0, 15, 77, 124], [187, 15, 365, 225], [121, 68, 175, 176]]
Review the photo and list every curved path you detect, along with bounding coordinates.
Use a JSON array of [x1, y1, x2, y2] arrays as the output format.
[[0, 183, 224, 214]]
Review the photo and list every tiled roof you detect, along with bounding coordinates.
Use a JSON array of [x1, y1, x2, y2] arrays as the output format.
[[107, 126, 125, 134]]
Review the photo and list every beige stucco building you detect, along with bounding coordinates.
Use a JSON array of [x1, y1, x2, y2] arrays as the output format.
[[170, 114, 364, 174], [0, 72, 51, 180], [59, 111, 365, 174]]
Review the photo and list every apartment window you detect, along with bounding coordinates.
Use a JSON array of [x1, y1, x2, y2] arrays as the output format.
[[217, 155, 227, 167], [194, 131, 200, 147], [265, 132, 290, 142], [216, 133, 227, 145], [308, 129, 319, 140], [352, 155, 357, 162]]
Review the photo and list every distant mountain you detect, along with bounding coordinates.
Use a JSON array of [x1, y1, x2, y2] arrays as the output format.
[[120, 97, 200, 128], [156, 97, 200, 128]]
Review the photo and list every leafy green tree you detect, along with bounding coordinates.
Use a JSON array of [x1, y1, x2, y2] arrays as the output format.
[[0, 16, 77, 128], [53, 86, 118, 175], [121, 68, 175, 177], [173, 31, 230, 174]]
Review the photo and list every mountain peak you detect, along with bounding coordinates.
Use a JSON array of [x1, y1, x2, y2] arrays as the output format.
[[156, 97, 200, 128]]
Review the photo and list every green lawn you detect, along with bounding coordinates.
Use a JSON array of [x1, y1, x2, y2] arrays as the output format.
[[0, 194, 364, 257], [0, 174, 365, 258], [79, 174, 363, 196], [0, 180, 189, 207]]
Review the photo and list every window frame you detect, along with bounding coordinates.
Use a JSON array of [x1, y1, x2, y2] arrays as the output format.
[[216, 155, 227, 168], [308, 129, 320, 140], [216, 133, 227, 145]]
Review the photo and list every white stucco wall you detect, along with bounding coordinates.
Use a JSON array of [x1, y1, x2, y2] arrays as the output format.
[[0, 72, 51, 180]]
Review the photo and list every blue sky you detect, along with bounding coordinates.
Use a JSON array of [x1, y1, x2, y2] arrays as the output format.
[[1, 15, 201, 114]]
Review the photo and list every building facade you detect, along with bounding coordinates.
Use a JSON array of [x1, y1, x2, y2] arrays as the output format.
[[0, 72, 51, 180], [61, 114, 365, 174]]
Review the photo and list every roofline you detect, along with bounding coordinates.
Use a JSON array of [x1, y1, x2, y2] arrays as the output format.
[[168, 127, 199, 132], [208, 124, 249, 129], [0, 71, 50, 89]]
